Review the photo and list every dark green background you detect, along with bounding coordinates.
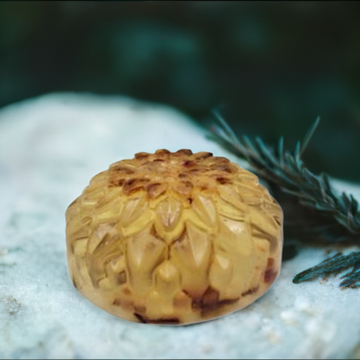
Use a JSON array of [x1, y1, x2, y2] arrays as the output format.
[[1, 1, 359, 181]]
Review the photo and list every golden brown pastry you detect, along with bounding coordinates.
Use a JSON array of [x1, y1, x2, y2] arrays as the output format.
[[66, 149, 283, 325]]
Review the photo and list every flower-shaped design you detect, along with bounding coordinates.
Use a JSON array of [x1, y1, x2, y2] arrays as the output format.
[[66, 149, 283, 325]]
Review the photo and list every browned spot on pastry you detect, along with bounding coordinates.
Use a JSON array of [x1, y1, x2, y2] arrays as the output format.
[[124, 178, 135, 186], [264, 258, 277, 283], [108, 177, 126, 187], [134, 312, 146, 323], [178, 173, 187, 179], [241, 287, 259, 297], [175, 149, 193, 156], [113, 166, 135, 174], [186, 287, 239, 314], [146, 182, 167, 199], [206, 298, 239, 313], [135, 152, 150, 160], [200, 286, 219, 307], [194, 152, 213, 159], [117, 271, 127, 285], [123, 178, 150, 194], [155, 149, 171, 156], [153, 158, 164, 162], [108, 177, 124, 187], [134, 313, 180, 325], [117, 179, 125, 186], [188, 197, 193, 204], [216, 177, 231, 185], [182, 160, 196, 167]]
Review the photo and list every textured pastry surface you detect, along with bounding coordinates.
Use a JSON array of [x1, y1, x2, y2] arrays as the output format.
[[66, 149, 283, 325]]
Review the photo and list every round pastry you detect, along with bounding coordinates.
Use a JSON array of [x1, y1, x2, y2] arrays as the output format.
[[65, 149, 283, 325]]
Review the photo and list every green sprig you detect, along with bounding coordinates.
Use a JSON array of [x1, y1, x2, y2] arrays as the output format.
[[293, 252, 360, 288]]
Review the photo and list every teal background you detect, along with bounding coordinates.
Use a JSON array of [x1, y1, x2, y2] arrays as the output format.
[[1, 1, 359, 181]]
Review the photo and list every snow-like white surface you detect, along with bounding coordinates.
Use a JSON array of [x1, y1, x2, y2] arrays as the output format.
[[0, 93, 359, 359]]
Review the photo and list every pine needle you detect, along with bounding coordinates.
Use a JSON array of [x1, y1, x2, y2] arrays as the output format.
[[293, 252, 360, 288]]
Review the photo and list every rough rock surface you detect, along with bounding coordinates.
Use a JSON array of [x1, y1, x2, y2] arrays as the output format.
[[0, 93, 359, 359]]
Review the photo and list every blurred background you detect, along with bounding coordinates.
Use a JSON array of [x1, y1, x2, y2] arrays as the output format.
[[1, 1, 359, 181]]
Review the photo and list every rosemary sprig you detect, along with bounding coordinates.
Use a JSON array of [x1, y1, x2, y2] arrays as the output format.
[[293, 252, 360, 288], [210, 112, 360, 288]]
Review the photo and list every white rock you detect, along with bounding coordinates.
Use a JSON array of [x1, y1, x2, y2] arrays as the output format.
[[0, 93, 359, 359]]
